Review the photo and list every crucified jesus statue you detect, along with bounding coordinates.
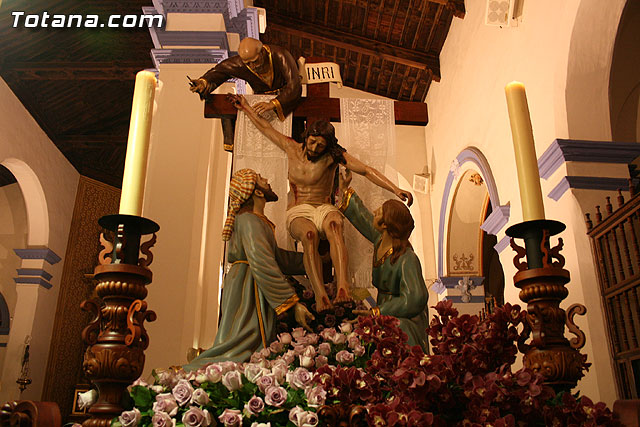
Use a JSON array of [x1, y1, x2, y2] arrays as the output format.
[[229, 94, 413, 312]]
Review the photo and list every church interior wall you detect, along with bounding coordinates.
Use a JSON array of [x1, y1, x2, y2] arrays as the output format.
[[424, 0, 628, 404], [0, 77, 79, 402], [0, 183, 28, 374]]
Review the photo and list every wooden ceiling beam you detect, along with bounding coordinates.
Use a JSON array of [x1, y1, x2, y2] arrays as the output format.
[[268, 12, 441, 79], [427, 0, 466, 18], [4, 61, 145, 80]]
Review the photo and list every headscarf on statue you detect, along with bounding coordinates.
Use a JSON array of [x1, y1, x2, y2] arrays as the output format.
[[221, 168, 257, 241]]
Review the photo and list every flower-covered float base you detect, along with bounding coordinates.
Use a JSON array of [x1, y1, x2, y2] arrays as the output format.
[[114, 301, 620, 427]]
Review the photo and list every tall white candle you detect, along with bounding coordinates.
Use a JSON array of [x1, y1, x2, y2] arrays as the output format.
[[505, 81, 545, 221], [119, 71, 157, 216]]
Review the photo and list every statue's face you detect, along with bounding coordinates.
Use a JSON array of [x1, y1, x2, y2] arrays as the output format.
[[256, 174, 278, 202], [243, 48, 269, 74], [305, 135, 328, 161]]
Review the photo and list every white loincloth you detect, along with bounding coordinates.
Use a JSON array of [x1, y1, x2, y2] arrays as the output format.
[[286, 203, 342, 238]]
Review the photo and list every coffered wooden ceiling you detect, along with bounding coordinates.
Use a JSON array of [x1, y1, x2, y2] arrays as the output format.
[[0, 0, 464, 188]]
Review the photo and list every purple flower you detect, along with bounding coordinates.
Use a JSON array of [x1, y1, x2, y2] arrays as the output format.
[[153, 393, 178, 416], [191, 388, 210, 406], [118, 408, 141, 427], [218, 408, 242, 427], [222, 371, 243, 391], [172, 380, 194, 406], [257, 375, 275, 393], [244, 395, 265, 416], [287, 367, 313, 390], [305, 386, 327, 408], [151, 412, 175, 427], [264, 385, 288, 407], [182, 407, 211, 427], [205, 364, 224, 383]]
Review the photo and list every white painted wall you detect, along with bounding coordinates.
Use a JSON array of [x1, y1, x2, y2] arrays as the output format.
[[0, 77, 79, 402], [425, 0, 628, 404]]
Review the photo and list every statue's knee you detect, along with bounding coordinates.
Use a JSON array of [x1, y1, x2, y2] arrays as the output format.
[[325, 219, 344, 238], [301, 229, 318, 245]]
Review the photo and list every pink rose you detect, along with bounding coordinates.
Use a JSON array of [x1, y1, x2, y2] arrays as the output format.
[[205, 364, 224, 383], [132, 377, 148, 387], [305, 333, 319, 345], [347, 334, 360, 349], [271, 362, 288, 383], [286, 367, 312, 390], [282, 350, 296, 365], [278, 333, 292, 344], [305, 386, 327, 408], [317, 343, 331, 357], [256, 375, 275, 393], [244, 395, 265, 416], [319, 328, 337, 341], [172, 380, 194, 407], [191, 388, 210, 406], [153, 393, 178, 416], [330, 333, 347, 345], [260, 347, 271, 358], [156, 369, 178, 388], [218, 408, 242, 427], [291, 327, 306, 341], [222, 371, 243, 391], [315, 355, 328, 368], [264, 385, 288, 407], [244, 363, 264, 383], [299, 354, 315, 369], [289, 406, 319, 427], [303, 346, 316, 358], [339, 322, 353, 334], [269, 340, 284, 354], [182, 407, 211, 427], [335, 350, 354, 364], [151, 412, 175, 427], [220, 361, 238, 373], [118, 408, 141, 427], [353, 344, 366, 357]]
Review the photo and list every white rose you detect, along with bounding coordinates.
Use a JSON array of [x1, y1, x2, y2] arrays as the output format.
[[77, 389, 98, 410]]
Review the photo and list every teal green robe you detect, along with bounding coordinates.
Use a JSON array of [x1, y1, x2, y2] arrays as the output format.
[[342, 190, 429, 351], [184, 212, 304, 370]]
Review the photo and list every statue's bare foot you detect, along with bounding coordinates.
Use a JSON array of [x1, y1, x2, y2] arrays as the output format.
[[315, 294, 333, 312], [333, 287, 352, 304]]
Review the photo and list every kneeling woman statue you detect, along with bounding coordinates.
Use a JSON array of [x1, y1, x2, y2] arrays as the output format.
[[339, 170, 429, 351]]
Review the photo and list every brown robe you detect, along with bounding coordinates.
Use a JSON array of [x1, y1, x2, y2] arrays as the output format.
[[199, 44, 302, 120]]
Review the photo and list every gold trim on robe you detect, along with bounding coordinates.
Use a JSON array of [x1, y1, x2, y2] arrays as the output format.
[[338, 187, 356, 212], [275, 294, 299, 316]]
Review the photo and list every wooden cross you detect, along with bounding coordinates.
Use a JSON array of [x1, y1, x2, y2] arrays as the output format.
[[203, 57, 429, 147]]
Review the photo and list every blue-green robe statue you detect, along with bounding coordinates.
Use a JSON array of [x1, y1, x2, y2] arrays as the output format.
[[341, 190, 429, 351], [184, 212, 304, 371]]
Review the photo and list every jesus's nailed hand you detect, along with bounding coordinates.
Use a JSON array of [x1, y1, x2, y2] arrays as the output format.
[[227, 93, 249, 111]]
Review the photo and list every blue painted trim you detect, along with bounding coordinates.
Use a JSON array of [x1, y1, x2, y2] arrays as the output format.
[[538, 139, 640, 180], [13, 248, 61, 265], [447, 295, 486, 304], [151, 48, 229, 67], [437, 147, 507, 278], [13, 277, 52, 289], [494, 236, 511, 254], [0, 293, 9, 335], [547, 176, 630, 201], [440, 276, 484, 288], [481, 204, 511, 235], [17, 268, 52, 281]]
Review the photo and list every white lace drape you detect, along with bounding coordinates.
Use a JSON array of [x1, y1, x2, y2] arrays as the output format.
[[233, 95, 294, 249], [338, 98, 397, 289]]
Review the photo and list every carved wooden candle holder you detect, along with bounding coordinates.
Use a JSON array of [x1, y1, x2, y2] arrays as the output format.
[[506, 219, 588, 392], [81, 214, 159, 427]]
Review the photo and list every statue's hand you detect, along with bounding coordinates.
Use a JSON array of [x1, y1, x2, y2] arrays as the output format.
[[253, 101, 275, 117], [188, 77, 208, 95], [227, 94, 249, 111], [294, 303, 315, 332], [396, 189, 413, 207]]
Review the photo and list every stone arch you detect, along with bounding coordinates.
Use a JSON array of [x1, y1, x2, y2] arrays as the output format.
[[565, 0, 627, 140], [0, 158, 49, 246], [437, 147, 507, 279]]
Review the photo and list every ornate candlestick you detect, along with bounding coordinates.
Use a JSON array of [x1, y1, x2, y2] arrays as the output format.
[[506, 219, 588, 392], [81, 214, 159, 427]]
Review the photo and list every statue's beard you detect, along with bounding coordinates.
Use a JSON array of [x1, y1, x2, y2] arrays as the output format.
[[257, 185, 279, 202], [305, 146, 326, 162]]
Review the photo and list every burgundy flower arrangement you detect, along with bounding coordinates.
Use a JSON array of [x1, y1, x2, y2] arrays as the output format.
[[113, 301, 619, 427]]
